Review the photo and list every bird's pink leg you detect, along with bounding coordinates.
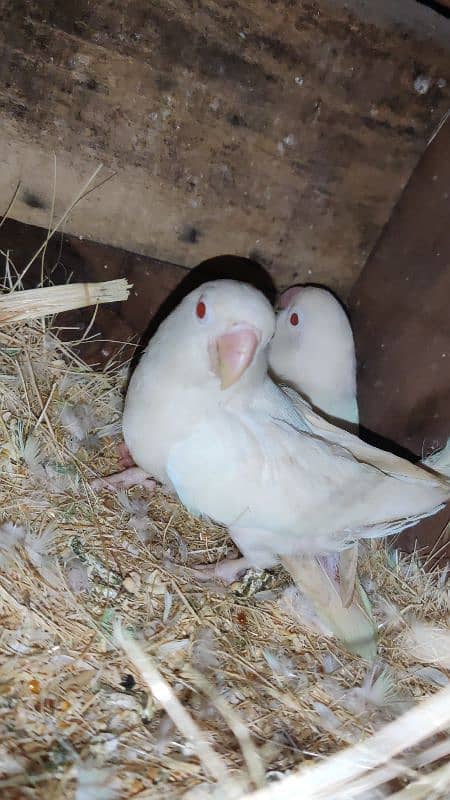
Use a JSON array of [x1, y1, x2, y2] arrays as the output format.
[[190, 557, 250, 585], [91, 467, 155, 492], [117, 441, 136, 469], [91, 440, 155, 491]]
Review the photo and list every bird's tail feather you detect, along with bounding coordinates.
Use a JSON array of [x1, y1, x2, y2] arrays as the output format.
[[423, 438, 450, 479], [281, 553, 378, 661]]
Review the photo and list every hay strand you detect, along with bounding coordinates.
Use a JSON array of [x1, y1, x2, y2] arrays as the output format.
[[185, 668, 265, 790], [242, 684, 450, 800], [389, 760, 450, 799], [0, 180, 21, 233], [11, 164, 104, 290], [115, 623, 232, 787], [0, 280, 131, 324]]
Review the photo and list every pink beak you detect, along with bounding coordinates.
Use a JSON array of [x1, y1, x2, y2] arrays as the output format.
[[214, 326, 259, 389], [279, 286, 302, 310]]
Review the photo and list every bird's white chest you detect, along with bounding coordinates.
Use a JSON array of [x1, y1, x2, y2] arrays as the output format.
[[122, 366, 217, 487], [122, 370, 179, 484]]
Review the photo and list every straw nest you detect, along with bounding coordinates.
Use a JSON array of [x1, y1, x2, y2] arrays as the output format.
[[0, 310, 449, 800]]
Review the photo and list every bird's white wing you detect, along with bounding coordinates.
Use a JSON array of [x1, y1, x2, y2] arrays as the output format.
[[166, 403, 448, 556], [280, 384, 446, 484], [423, 438, 450, 478]]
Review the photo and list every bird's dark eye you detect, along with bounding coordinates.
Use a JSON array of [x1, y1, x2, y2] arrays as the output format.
[[290, 312, 299, 326], [196, 300, 206, 319]]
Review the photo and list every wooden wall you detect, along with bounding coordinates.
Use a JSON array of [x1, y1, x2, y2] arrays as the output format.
[[0, 0, 449, 295]]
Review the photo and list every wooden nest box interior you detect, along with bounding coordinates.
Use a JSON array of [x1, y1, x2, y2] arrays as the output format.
[[0, 0, 449, 548]]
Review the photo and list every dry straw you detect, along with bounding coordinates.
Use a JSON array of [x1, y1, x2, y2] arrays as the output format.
[[0, 280, 131, 325], [0, 167, 449, 800]]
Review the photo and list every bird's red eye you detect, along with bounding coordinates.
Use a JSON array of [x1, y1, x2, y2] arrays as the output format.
[[290, 312, 299, 326], [196, 300, 206, 319]]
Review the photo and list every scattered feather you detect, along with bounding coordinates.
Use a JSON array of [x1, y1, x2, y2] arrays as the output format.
[[263, 649, 297, 686], [408, 666, 449, 688], [22, 434, 45, 476], [362, 669, 401, 709], [24, 527, 63, 588], [313, 701, 341, 733], [158, 639, 190, 658], [278, 584, 332, 636], [4, 623, 52, 654], [60, 402, 99, 441], [339, 668, 407, 716], [25, 526, 59, 561], [0, 521, 26, 566], [122, 572, 141, 595], [154, 714, 175, 757], [0, 746, 25, 776], [253, 589, 276, 601], [162, 590, 173, 624], [181, 781, 246, 800], [43, 331, 59, 352], [129, 517, 152, 543], [96, 420, 122, 439], [374, 597, 403, 628], [192, 627, 219, 671], [49, 653, 93, 671], [117, 492, 152, 541], [45, 460, 80, 492], [75, 763, 121, 800], [116, 492, 148, 516], [401, 621, 450, 669], [178, 535, 188, 564], [322, 653, 340, 674], [66, 556, 91, 593], [424, 437, 450, 478], [438, 562, 449, 588]]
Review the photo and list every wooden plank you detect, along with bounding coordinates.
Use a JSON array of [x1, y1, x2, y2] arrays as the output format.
[[0, 0, 449, 296], [420, 0, 450, 10], [349, 115, 450, 559], [350, 116, 450, 460]]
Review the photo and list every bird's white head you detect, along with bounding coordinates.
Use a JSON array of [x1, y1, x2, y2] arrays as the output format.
[[268, 285, 357, 421], [149, 279, 275, 391]]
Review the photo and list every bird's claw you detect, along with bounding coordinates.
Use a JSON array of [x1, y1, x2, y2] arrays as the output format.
[[188, 557, 250, 585], [91, 467, 156, 492], [117, 441, 136, 469]]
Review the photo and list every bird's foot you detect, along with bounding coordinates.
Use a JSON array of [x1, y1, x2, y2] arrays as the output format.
[[91, 467, 156, 492], [190, 557, 250, 585], [117, 441, 136, 469]]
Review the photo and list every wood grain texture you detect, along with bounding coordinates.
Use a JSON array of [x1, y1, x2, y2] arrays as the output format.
[[349, 115, 450, 560], [350, 116, 450, 460], [0, 217, 189, 366], [0, 0, 449, 296]]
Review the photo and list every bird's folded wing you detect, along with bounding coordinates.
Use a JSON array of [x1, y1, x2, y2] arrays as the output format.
[[281, 385, 447, 485], [166, 405, 448, 553], [423, 438, 450, 478]]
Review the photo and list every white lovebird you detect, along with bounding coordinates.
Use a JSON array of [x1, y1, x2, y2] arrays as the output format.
[[268, 284, 450, 474], [268, 284, 449, 657], [268, 285, 359, 433], [268, 285, 372, 655], [98, 280, 449, 659]]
